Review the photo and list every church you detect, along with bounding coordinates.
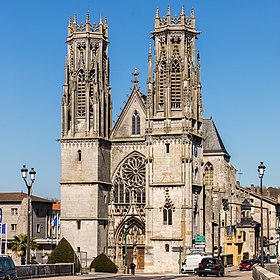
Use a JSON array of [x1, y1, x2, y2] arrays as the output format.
[[59, 6, 236, 273]]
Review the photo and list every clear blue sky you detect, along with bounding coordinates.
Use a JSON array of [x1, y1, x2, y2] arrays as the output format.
[[0, 0, 279, 199]]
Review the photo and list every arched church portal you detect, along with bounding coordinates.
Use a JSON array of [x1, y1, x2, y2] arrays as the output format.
[[111, 152, 146, 270]]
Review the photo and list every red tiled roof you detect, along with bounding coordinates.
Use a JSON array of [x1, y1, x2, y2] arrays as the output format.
[[52, 201, 61, 211]]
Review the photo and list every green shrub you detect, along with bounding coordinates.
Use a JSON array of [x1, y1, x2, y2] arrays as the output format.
[[90, 253, 118, 273], [47, 237, 80, 272]]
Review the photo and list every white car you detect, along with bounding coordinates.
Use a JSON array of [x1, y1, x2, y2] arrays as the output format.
[[181, 252, 213, 274], [269, 256, 278, 264]]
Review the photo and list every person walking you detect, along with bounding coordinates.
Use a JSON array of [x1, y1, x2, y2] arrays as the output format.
[[130, 262, 136, 275]]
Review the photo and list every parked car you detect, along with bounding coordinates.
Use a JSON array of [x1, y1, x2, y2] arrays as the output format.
[[239, 259, 253, 271], [250, 258, 259, 265], [181, 252, 212, 274], [269, 255, 278, 264], [258, 256, 268, 263], [0, 255, 17, 280], [197, 257, 224, 277]]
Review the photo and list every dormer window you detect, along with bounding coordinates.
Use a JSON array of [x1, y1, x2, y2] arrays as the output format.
[[132, 111, 140, 135]]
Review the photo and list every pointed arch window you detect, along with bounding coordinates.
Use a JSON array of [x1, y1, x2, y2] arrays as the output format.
[[89, 69, 95, 117], [77, 69, 86, 117], [163, 203, 172, 225], [170, 58, 181, 109], [132, 111, 140, 135], [112, 153, 146, 213], [204, 162, 214, 186], [158, 60, 166, 110]]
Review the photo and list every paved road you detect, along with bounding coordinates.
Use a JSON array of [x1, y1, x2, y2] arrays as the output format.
[[29, 266, 252, 280]]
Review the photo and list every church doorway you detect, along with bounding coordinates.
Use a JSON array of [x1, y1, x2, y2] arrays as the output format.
[[116, 221, 145, 271], [126, 246, 144, 269], [110, 152, 146, 270]]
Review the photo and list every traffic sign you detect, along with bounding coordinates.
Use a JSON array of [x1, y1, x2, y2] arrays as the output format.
[[195, 235, 206, 245], [195, 244, 206, 248], [195, 235, 206, 240], [172, 246, 183, 252]]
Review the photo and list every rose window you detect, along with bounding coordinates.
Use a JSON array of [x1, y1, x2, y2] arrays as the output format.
[[122, 155, 145, 188], [112, 153, 146, 209]]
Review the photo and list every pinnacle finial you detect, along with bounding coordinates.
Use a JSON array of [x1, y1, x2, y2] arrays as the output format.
[[190, 7, 195, 19], [99, 13, 103, 25], [156, 7, 159, 19], [197, 50, 200, 60], [181, 5, 185, 16], [86, 12, 90, 23], [73, 13, 77, 24], [167, 5, 171, 16], [132, 67, 139, 85], [68, 17, 72, 26]]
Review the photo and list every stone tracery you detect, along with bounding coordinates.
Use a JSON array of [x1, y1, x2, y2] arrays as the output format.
[[112, 153, 146, 213]]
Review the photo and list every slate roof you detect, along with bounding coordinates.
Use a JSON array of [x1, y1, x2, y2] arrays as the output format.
[[237, 217, 260, 228], [203, 118, 230, 159], [0, 192, 53, 204]]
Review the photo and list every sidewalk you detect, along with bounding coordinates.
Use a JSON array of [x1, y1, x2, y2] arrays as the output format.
[[24, 273, 117, 280], [24, 266, 239, 280]]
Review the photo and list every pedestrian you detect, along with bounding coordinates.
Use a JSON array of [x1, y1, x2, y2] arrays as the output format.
[[130, 262, 136, 275]]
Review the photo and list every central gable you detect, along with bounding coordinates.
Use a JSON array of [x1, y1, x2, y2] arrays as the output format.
[[110, 77, 146, 140]]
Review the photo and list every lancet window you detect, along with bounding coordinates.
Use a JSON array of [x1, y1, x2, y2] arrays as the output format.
[[89, 69, 95, 117], [170, 58, 181, 109], [163, 202, 172, 225], [132, 111, 140, 135], [77, 150, 82, 161], [204, 162, 214, 186], [158, 60, 166, 110], [77, 69, 86, 117]]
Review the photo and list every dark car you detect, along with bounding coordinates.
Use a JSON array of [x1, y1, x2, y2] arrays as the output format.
[[0, 255, 17, 280], [239, 259, 253, 271], [250, 258, 259, 265], [198, 257, 224, 277], [258, 256, 268, 263]]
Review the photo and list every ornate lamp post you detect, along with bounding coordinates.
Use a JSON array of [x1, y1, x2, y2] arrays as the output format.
[[21, 165, 36, 265], [124, 223, 129, 274], [258, 162, 266, 267]]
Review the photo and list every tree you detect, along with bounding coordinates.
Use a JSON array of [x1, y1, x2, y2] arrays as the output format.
[[10, 234, 38, 265], [47, 237, 80, 273], [90, 253, 118, 273]]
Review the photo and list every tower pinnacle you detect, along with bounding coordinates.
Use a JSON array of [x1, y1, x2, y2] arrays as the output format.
[[132, 67, 139, 87]]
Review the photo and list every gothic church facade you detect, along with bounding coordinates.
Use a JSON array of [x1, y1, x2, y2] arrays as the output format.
[[60, 6, 236, 273]]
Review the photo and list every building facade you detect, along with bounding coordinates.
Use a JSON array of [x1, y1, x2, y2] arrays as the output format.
[[226, 184, 280, 265], [60, 7, 237, 273], [0, 192, 53, 264]]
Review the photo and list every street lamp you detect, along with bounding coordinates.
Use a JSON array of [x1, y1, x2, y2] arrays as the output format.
[[124, 223, 129, 274], [21, 165, 36, 265], [258, 162, 266, 267]]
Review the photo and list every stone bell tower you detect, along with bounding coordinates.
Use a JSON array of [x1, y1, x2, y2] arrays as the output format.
[[144, 6, 204, 273], [60, 13, 111, 260]]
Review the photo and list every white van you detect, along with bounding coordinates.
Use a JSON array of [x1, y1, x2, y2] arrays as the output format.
[[181, 252, 213, 274]]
